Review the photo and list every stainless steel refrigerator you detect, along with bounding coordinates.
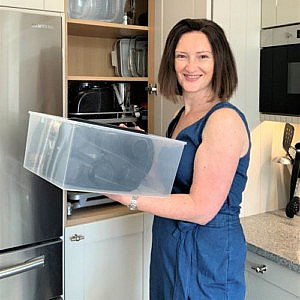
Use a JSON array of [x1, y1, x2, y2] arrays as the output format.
[[0, 7, 63, 299]]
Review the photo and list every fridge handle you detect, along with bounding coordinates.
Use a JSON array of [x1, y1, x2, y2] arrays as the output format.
[[0, 255, 45, 280]]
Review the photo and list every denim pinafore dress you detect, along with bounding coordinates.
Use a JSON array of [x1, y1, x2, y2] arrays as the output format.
[[150, 102, 251, 300]]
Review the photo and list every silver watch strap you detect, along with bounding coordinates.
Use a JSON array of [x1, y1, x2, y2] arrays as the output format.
[[128, 195, 138, 211]]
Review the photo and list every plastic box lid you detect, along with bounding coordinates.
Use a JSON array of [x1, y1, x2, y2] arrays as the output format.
[[23, 112, 186, 196]]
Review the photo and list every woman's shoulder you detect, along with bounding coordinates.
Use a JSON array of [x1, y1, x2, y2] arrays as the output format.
[[207, 102, 249, 129], [203, 103, 250, 156]]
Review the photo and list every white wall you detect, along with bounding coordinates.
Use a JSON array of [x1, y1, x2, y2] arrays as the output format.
[[213, 0, 300, 216]]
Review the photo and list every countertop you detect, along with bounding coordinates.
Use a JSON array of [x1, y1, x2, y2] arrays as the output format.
[[241, 209, 300, 273]]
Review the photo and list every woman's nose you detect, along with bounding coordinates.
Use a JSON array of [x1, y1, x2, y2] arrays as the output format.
[[185, 57, 197, 71]]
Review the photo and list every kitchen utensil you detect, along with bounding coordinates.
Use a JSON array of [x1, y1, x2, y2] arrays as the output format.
[[286, 142, 300, 218], [283, 123, 295, 161]]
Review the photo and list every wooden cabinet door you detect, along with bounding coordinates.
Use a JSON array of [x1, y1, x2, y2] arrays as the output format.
[[0, 0, 43, 9], [153, 0, 211, 136], [65, 214, 144, 300]]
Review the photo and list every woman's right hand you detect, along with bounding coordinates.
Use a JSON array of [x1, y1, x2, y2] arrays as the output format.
[[119, 123, 145, 132]]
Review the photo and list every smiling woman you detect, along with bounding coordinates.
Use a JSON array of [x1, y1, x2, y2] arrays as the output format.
[[107, 18, 251, 300]]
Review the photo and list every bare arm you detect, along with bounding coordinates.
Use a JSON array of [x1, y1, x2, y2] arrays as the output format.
[[109, 108, 249, 225]]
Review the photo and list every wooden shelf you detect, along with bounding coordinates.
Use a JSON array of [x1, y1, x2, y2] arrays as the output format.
[[66, 203, 140, 227], [67, 18, 148, 38], [68, 76, 148, 82]]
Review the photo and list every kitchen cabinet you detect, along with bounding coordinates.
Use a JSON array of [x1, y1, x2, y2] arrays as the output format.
[[44, 0, 64, 12], [66, 0, 153, 131], [65, 212, 151, 300], [245, 251, 300, 299], [64, 1, 209, 299], [261, 0, 300, 28], [0, 0, 64, 11], [0, 0, 43, 9]]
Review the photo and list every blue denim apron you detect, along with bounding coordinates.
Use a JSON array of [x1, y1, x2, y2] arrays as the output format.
[[150, 102, 251, 300]]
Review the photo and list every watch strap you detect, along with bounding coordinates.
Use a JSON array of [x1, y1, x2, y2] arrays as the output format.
[[128, 195, 138, 211]]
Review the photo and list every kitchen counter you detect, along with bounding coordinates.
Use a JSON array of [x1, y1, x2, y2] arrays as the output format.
[[241, 209, 300, 273]]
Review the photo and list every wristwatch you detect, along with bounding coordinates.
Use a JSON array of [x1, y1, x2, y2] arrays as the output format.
[[128, 195, 138, 211]]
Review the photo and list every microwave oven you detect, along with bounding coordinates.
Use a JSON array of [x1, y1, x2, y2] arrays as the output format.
[[260, 24, 300, 116]]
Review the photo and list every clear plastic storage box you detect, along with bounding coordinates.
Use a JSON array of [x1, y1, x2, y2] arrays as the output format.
[[23, 112, 186, 196], [68, 0, 127, 23]]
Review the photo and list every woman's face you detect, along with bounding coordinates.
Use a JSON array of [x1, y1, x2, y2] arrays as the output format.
[[175, 31, 214, 96]]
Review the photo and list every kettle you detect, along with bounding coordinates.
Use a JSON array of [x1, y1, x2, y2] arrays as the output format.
[[286, 142, 300, 218]]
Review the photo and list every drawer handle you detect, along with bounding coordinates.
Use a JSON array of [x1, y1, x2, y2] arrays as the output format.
[[70, 234, 85, 242], [251, 264, 267, 274], [0, 255, 45, 280]]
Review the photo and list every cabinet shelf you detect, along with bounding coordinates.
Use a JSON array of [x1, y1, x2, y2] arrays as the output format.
[[66, 203, 139, 227], [68, 75, 148, 82], [67, 18, 148, 38]]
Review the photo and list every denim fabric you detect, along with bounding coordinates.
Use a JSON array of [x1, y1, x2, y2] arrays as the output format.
[[150, 102, 251, 300]]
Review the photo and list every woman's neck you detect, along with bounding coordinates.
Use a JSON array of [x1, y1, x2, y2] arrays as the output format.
[[182, 92, 221, 116]]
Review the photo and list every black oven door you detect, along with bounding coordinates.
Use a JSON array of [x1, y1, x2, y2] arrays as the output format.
[[260, 44, 300, 116]]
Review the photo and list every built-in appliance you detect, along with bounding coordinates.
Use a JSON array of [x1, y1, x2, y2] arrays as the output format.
[[260, 24, 300, 116], [0, 7, 63, 299]]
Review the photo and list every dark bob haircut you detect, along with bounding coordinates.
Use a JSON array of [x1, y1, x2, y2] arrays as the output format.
[[158, 18, 238, 103]]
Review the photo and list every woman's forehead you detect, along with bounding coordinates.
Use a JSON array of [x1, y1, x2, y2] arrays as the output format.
[[176, 31, 212, 52]]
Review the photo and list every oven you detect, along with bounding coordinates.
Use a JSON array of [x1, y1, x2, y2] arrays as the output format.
[[260, 24, 300, 116]]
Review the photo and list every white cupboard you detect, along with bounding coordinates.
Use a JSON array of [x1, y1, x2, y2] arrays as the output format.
[[0, 0, 64, 12], [262, 0, 300, 28], [0, 0, 43, 9], [245, 251, 300, 299], [44, 0, 64, 12], [65, 213, 148, 300]]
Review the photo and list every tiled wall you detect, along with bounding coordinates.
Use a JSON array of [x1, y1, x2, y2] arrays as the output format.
[[213, 0, 300, 216]]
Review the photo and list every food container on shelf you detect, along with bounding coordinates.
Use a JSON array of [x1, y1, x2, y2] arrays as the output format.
[[68, 0, 127, 23], [111, 36, 148, 77], [23, 112, 186, 196]]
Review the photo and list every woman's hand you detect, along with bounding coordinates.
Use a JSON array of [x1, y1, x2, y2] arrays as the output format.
[[119, 123, 145, 132]]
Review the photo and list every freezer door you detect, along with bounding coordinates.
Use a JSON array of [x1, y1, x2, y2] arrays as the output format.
[[0, 8, 63, 250], [0, 239, 62, 299]]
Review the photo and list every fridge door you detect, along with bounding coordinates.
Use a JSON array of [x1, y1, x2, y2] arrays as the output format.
[[0, 239, 62, 299], [0, 8, 63, 250]]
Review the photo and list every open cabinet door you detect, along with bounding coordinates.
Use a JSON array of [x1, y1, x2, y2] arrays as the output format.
[[152, 0, 212, 136]]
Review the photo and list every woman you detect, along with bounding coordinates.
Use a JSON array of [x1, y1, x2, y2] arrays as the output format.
[[109, 18, 251, 299]]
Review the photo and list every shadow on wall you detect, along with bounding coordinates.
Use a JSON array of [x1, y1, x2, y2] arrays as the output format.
[[241, 122, 300, 217]]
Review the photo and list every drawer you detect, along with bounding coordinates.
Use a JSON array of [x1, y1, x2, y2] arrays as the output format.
[[245, 251, 300, 297]]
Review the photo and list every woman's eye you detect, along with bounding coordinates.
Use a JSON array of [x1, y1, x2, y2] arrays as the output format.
[[175, 54, 187, 59], [198, 54, 208, 60]]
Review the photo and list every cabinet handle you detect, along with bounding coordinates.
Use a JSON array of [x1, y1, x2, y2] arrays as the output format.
[[70, 234, 85, 242], [145, 84, 158, 95], [251, 264, 267, 274]]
